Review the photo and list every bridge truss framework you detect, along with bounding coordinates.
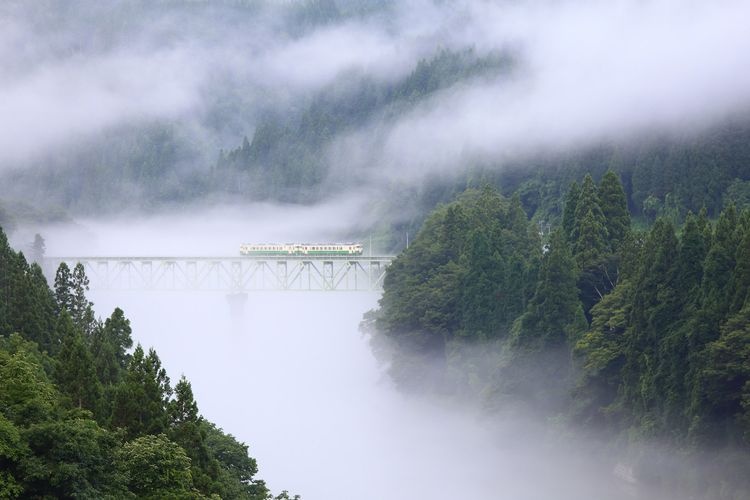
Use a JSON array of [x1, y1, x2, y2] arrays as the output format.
[[44, 256, 394, 293]]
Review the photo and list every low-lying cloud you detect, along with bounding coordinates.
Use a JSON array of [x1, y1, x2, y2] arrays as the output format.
[[0, 48, 203, 164], [2, 0, 749, 192], [332, 0, 750, 181]]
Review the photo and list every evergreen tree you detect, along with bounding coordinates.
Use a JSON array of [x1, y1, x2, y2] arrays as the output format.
[[459, 229, 503, 339], [598, 170, 631, 249], [691, 303, 750, 445], [55, 311, 102, 413], [729, 226, 750, 313], [562, 181, 580, 239], [0, 228, 13, 336], [168, 376, 215, 495], [676, 212, 709, 302], [621, 219, 680, 425], [71, 263, 95, 336], [54, 263, 74, 314], [90, 323, 122, 386], [513, 229, 584, 349], [575, 279, 633, 426], [571, 174, 609, 270], [112, 345, 172, 439], [503, 230, 586, 410], [27, 263, 59, 353], [103, 307, 133, 368], [569, 174, 615, 317], [701, 204, 739, 322]]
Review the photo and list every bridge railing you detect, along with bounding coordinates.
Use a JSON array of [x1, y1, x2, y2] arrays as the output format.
[[43, 256, 395, 292]]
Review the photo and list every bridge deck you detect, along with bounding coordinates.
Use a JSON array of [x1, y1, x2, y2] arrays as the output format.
[[44, 255, 396, 292]]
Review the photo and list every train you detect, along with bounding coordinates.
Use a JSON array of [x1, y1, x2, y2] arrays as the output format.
[[239, 242, 364, 256]]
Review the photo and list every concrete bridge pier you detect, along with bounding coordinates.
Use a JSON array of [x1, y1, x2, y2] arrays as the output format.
[[226, 292, 248, 319]]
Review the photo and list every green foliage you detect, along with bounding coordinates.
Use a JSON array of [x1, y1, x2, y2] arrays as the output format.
[[0, 231, 58, 353], [571, 174, 609, 269], [375, 186, 540, 390], [562, 181, 580, 238], [54, 261, 96, 335], [216, 48, 512, 202], [112, 345, 172, 439], [22, 412, 127, 499], [203, 422, 268, 499], [693, 305, 750, 444], [118, 434, 194, 499], [56, 311, 103, 413], [513, 230, 583, 350], [0, 346, 57, 426], [375, 178, 750, 494], [0, 226, 279, 499], [599, 170, 631, 249], [0, 414, 23, 499]]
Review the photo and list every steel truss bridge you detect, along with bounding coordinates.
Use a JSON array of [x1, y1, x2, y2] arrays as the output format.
[[44, 256, 394, 293]]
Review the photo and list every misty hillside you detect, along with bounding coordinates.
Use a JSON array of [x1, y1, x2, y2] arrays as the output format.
[[0, 228, 287, 499], [2, 0, 750, 229], [3, 1, 750, 499], [368, 178, 750, 498]]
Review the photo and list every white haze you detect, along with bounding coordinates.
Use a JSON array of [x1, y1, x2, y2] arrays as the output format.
[[2, 0, 749, 183], [29, 207, 677, 500], [334, 0, 750, 181], [33, 195, 376, 257]]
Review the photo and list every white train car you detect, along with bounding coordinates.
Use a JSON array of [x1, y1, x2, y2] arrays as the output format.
[[240, 243, 363, 256]]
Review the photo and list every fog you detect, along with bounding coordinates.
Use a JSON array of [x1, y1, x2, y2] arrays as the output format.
[[24, 207, 680, 500], [87, 290, 645, 500], [3, 1, 743, 497], [2, 0, 749, 187], [334, 0, 750, 181]]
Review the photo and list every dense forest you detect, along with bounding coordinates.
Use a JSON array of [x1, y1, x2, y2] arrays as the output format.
[[4, 0, 750, 238], [0, 228, 297, 499], [3, 1, 749, 499], [365, 173, 750, 498]]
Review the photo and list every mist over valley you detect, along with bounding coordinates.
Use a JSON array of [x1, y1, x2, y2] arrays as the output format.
[[2, 1, 750, 499]]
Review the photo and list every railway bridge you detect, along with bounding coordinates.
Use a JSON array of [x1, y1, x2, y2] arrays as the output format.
[[43, 255, 395, 293]]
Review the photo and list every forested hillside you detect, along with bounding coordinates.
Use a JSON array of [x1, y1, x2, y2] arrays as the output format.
[[4, 0, 748, 231], [366, 174, 750, 498], [0, 227, 295, 499]]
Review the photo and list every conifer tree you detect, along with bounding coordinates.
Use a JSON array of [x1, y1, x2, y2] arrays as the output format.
[[690, 303, 750, 444], [562, 181, 581, 239], [0, 228, 12, 336], [56, 311, 102, 413], [112, 345, 172, 438], [459, 229, 503, 339], [677, 212, 709, 302], [503, 230, 586, 410], [621, 218, 680, 421], [54, 263, 74, 314], [513, 229, 584, 349], [71, 263, 95, 336], [168, 376, 215, 494], [571, 174, 609, 270], [598, 170, 631, 249], [729, 226, 750, 313], [90, 323, 121, 386], [103, 308, 133, 368], [695, 205, 740, 347], [27, 263, 59, 353]]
